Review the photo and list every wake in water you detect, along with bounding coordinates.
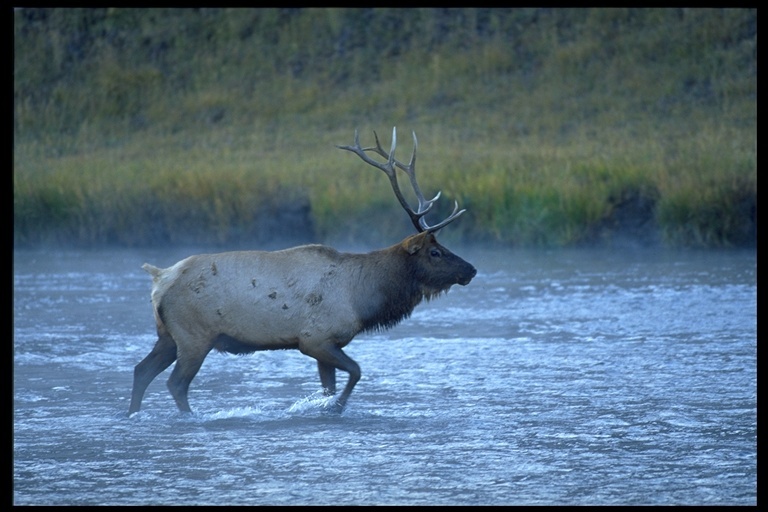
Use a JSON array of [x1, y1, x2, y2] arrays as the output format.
[[286, 391, 339, 414], [126, 391, 340, 423]]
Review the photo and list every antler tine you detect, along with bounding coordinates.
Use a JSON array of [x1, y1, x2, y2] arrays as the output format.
[[337, 128, 423, 231], [372, 129, 446, 231], [335, 129, 394, 179], [337, 127, 467, 234], [423, 200, 466, 233], [397, 131, 443, 229], [366, 128, 439, 223]]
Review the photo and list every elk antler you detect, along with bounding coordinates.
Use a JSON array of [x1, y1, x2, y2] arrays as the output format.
[[337, 127, 465, 233]]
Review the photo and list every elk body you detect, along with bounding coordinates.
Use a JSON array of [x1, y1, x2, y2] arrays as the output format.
[[129, 128, 476, 415]]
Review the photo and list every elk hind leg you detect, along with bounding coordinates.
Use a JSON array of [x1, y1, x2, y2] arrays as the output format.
[[129, 330, 177, 414], [166, 342, 212, 413]]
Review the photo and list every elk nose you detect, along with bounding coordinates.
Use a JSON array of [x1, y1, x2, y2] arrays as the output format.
[[459, 265, 477, 285]]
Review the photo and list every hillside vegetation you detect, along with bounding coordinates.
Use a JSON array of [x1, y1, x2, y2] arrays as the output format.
[[14, 8, 756, 248]]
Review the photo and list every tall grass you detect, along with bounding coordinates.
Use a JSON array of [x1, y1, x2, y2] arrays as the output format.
[[14, 8, 756, 248]]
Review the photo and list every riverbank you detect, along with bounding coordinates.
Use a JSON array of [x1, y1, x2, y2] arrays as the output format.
[[14, 8, 756, 249]]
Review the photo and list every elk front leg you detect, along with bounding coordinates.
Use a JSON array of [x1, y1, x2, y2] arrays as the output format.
[[301, 339, 361, 412], [317, 361, 337, 396]]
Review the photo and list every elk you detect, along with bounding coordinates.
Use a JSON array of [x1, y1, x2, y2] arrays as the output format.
[[128, 127, 476, 415]]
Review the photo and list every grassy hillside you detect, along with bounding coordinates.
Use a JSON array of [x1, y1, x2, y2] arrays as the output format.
[[13, 8, 756, 248]]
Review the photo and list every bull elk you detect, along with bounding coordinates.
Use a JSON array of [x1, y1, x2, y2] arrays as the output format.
[[129, 127, 476, 415]]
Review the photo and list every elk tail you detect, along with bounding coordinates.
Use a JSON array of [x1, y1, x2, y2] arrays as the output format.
[[141, 263, 163, 280]]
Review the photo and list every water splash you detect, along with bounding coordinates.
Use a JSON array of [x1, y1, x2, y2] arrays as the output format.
[[286, 391, 338, 414]]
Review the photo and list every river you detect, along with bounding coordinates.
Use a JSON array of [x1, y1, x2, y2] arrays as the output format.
[[13, 244, 756, 505]]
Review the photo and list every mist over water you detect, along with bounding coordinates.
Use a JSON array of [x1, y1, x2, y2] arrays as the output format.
[[13, 246, 756, 505]]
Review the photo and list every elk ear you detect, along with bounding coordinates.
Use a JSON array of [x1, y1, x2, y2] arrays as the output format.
[[402, 232, 430, 255]]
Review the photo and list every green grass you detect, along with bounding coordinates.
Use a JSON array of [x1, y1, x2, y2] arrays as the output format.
[[14, 8, 756, 248]]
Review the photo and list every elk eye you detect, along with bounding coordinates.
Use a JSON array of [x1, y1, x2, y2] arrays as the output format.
[[430, 249, 442, 258]]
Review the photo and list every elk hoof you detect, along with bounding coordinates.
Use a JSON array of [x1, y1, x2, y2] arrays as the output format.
[[322, 399, 345, 415]]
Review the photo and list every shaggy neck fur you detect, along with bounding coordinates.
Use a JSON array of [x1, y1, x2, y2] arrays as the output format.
[[348, 244, 445, 334]]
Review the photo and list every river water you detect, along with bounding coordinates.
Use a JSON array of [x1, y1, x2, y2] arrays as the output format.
[[13, 245, 756, 505]]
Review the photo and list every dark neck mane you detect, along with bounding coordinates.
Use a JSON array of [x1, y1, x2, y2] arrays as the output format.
[[347, 247, 426, 334]]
